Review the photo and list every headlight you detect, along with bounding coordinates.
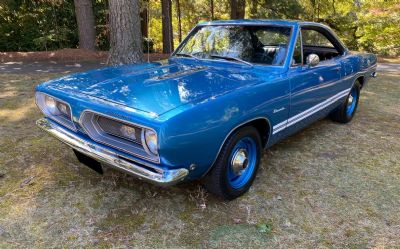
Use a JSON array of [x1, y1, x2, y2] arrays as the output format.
[[43, 95, 71, 119], [120, 124, 137, 141], [45, 95, 57, 113], [35, 92, 75, 130], [143, 129, 158, 155], [57, 102, 70, 117]]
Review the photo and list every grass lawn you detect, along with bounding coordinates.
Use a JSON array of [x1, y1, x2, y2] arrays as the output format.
[[0, 68, 399, 248]]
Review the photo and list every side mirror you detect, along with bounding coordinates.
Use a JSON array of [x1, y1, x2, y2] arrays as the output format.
[[306, 54, 320, 67]]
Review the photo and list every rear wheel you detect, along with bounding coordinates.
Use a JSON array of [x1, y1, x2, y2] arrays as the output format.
[[203, 126, 262, 200], [330, 81, 361, 123]]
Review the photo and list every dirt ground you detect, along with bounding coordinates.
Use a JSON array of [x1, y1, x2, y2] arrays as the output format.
[[0, 57, 399, 248], [0, 49, 169, 63]]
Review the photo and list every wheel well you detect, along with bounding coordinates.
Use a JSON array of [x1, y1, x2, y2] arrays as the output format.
[[236, 118, 270, 148], [357, 76, 365, 89]]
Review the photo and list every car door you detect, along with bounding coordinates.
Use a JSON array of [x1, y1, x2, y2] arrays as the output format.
[[287, 27, 343, 132]]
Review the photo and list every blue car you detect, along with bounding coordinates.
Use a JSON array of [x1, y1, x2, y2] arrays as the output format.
[[36, 20, 377, 200]]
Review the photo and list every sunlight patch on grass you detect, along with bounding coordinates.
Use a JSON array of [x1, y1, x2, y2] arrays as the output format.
[[0, 100, 36, 122]]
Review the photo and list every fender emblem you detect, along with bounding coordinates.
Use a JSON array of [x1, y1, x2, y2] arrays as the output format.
[[273, 107, 286, 113]]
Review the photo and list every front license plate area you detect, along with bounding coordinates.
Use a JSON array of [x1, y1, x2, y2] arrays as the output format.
[[73, 149, 104, 174]]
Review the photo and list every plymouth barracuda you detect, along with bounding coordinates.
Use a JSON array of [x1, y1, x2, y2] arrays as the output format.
[[36, 20, 377, 200]]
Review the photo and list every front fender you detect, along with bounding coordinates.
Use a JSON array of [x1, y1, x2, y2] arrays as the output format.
[[157, 78, 290, 179]]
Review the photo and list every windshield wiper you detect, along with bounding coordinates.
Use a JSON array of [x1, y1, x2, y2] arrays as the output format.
[[174, 53, 199, 60], [209, 54, 253, 67]]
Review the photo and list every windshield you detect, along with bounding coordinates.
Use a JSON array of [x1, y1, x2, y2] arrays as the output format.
[[175, 25, 292, 66]]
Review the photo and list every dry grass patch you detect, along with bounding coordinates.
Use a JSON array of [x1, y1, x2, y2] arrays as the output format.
[[0, 70, 399, 248]]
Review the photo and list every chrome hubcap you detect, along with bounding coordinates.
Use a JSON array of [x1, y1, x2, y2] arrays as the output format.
[[348, 94, 354, 107], [231, 148, 249, 175]]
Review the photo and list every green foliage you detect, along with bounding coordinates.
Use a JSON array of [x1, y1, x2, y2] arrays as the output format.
[[356, 2, 400, 56], [0, 0, 399, 55], [143, 37, 155, 53], [256, 222, 273, 234], [93, 0, 109, 50], [254, 0, 305, 19], [0, 0, 78, 51], [298, 0, 400, 55]]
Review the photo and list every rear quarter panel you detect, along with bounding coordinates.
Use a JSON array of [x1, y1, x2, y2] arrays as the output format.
[[340, 52, 377, 90]]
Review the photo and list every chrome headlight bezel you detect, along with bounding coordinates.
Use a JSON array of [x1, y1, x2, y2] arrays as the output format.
[[142, 129, 158, 156], [35, 92, 76, 131], [79, 110, 160, 163]]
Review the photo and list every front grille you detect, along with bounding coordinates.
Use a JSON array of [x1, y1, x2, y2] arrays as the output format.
[[79, 111, 159, 163]]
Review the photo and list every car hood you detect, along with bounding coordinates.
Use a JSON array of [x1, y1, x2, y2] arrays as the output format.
[[44, 59, 282, 116]]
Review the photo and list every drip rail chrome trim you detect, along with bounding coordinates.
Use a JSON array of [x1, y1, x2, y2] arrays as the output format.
[[36, 118, 188, 186]]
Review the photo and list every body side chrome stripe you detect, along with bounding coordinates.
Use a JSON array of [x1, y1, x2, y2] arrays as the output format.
[[288, 89, 349, 123], [287, 91, 348, 126], [272, 87, 351, 134]]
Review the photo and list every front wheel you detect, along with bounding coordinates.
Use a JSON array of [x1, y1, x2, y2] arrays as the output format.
[[330, 81, 361, 123], [203, 126, 262, 200]]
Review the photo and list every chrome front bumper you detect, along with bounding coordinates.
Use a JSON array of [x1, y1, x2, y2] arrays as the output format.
[[36, 118, 189, 186]]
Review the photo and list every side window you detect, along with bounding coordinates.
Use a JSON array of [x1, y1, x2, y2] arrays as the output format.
[[302, 29, 334, 48], [301, 28, 341, 62], [251, 27, 291, 65], [255, 29, 290, 45], [292, 32, 302, 65]]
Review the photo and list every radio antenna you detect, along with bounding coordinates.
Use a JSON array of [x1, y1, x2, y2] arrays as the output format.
[[147, 0, 150, 63]]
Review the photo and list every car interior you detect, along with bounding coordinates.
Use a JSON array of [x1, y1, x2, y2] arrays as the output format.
[[250, 28, 291, 65], [303, 45, 340, 62], [178, 25, 346, 67], [251, 44, 288, 65], [250, 26, 345, 65], [300, 27, 345, 64]]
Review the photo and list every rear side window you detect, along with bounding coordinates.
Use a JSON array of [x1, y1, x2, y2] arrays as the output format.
[[302, 29, 334, 48]]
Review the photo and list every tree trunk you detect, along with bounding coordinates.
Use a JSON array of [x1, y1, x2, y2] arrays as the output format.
[[176, 0, 182, 42], [161, 0, 174, 53], [73, 0, 96, 51], [210, 0, 214, 20], [230, 0, 245, 19], [140, 0, 149, 38], [107, 0, 143, 65]]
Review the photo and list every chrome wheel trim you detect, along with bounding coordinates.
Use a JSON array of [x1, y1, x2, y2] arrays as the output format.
[[227, 136, 258, 189], [347, 94, 354, 107], [346, 87, 358, 116], [231, 148, 249, 175]]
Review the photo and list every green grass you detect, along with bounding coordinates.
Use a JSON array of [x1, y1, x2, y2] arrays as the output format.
[[0, 71, 399, 248]]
